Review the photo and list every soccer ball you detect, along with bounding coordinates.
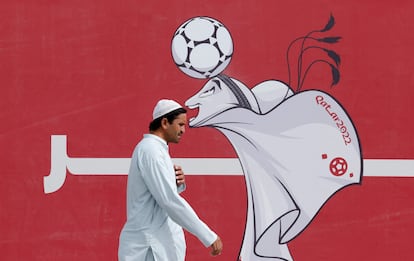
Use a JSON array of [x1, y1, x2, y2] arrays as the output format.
[[329, 157, 348, 176], [171, 16, 233, 79]]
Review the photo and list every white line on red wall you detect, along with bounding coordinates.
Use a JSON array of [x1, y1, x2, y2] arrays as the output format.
[[44, 135, 414, 193]]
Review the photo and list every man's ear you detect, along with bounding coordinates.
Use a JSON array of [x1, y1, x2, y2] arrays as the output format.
[[160, 118, 169, 129]]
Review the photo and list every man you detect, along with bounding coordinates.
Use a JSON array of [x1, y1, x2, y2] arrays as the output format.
[[118, 99, 223, 261]]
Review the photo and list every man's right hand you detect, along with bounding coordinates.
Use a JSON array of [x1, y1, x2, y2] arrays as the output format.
[[210, 236, 223, 256]]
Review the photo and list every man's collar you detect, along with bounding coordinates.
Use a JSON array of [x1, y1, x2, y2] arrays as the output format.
[[144, 133, 168, 148]]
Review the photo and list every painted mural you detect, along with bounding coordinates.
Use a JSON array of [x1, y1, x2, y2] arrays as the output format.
[[172, 16, 362, 260], [1, 1, 413, 261]]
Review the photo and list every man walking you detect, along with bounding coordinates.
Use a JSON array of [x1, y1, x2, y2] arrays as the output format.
[[118, 99, 223, 260]]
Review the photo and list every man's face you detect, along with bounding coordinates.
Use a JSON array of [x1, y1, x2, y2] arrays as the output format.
[[164, 113, 187, 144]]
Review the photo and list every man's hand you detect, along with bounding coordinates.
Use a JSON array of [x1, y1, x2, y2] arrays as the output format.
[[174, 165, 185, 186], [210, 236, 223, 256]]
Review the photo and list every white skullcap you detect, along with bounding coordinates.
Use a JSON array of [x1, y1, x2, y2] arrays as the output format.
[[152, 99, 183, 120]]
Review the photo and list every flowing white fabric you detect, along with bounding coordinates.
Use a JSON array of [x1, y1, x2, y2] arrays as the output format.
[[187, 78, 362, 261]]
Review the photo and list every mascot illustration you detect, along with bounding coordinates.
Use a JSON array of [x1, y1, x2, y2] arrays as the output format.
[[172, 15, 362, 261]]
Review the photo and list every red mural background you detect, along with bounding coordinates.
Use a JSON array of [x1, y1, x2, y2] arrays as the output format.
[[1, 0, 413, 260]]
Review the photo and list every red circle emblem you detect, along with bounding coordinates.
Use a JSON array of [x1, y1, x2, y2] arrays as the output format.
[[329, 157, 348, 176]]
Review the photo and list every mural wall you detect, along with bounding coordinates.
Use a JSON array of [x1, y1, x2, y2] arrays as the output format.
[[1, 0, 413, 260]]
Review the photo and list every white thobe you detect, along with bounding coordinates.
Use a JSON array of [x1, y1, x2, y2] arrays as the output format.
[[118, 134, 217, 261]]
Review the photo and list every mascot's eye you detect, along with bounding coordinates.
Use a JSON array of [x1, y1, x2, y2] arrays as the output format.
[[199, 86, 216, 98]]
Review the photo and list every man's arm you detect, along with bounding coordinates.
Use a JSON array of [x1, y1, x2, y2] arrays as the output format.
[[174, 164, 223, 256], [141, 154, 219, 249]]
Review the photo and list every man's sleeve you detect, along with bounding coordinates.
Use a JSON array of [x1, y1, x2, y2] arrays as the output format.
[[141, 153, 217, 247], [177, 183, 186, 193]]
